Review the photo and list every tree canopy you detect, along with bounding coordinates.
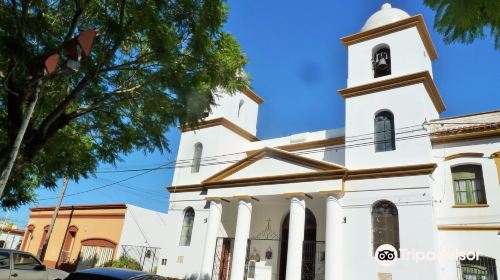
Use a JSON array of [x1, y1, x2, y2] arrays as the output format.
[[425, 0, 500, 49], [0, 0, 248, 208]]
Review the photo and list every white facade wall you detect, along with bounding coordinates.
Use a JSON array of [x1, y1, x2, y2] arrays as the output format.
[[342, 175, 437, 278], [344, 83, 439, 169], [431, 138, 500, 279], [156, 197, 209, 279], [118, 205, 169, 248], [116, 204, 169, 272], [172, 126, 250, 186], [0, 231, 23, 250], [208, 90, 259, 135]]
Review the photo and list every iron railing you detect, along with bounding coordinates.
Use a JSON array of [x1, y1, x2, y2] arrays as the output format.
[[119, 245, 161, 273], [457, 256, 498, 280]]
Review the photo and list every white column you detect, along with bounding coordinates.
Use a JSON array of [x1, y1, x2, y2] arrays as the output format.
[[325, 195, 343, 280], [229, 199, 252, 280], [200, 200, 223, 278], [286, 196, 306, 280]]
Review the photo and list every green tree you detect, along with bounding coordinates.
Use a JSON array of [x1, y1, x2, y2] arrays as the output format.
[[424, 0, 500, 49], [0, 0, 248, 208]]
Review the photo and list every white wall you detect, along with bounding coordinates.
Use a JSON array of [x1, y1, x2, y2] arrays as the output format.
[[118, 205, 169, 249], [208, 89, 260, 135], [156, 197, 209, 279], [342, 175, 437, 280], [0, 231, 23, 250], [116, 204, 169, 273], [347, 26, 433, 87], [172, 126, 250, 186], [431, 138, 500, 224], [345, 83, 439, 169], [436, 231, 500, 280]]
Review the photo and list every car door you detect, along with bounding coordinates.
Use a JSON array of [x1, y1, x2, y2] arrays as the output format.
[[0, 251, 11, 279], [10, 252, 48, 280]]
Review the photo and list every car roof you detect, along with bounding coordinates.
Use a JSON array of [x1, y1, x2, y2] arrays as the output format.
[[73, 268, 148, 279], [0, 248, 32, 254]]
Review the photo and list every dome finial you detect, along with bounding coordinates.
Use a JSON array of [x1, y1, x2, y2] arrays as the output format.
[[381, 3, 392, 10], [361, 2, 410, 31]]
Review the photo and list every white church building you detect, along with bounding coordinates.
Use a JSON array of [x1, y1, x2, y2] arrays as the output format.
[[158, 4, 500, 280]]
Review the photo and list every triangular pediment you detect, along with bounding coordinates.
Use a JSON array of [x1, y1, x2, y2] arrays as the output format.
[[203, 147, 345, 183]]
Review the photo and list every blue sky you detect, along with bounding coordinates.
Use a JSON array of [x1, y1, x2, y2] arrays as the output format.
[[3, 0, 499, 228]]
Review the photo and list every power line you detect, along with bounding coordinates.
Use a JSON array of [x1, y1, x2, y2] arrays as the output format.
[[92, 120, 499, 174], [37, 161, 175, 201], [36, 120, 499, 200]]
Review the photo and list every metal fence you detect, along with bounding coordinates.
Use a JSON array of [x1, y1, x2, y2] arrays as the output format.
[[456, 256, 498, 280], [302, 241, 325, 280], [119, 245, 161, 273], [212, 238, 235, 280]]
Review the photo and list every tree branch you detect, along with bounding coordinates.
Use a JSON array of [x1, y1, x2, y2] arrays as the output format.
[[59, 0, 87, 50]]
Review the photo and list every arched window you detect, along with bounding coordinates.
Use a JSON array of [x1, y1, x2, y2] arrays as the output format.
[[37, 225, 50, 257], [179, 207, 195, 246], [372, 200, 399, 254], [460, 256, 497, 280], [373, 44, 391, 78], [59, 226, 78, 265], [452, 165, 487, 205], [191, 143, 203, 173], [238, 99, 245, 117], [374, 111, 395, 152], [21, 224, 35, 251]]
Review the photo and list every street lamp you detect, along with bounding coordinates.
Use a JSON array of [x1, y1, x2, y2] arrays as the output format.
[[63, 29, 97, 72], [0, 30, 96, 201]]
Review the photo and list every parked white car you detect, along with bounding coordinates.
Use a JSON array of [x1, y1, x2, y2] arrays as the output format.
[[0, 249, 68, 280]]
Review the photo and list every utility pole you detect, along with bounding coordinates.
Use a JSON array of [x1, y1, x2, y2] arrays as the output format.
[[38, 177, 69, 261]]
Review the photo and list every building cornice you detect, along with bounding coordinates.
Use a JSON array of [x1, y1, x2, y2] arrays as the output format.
[[345, 163, 437, 180], [181, 117, 259, 142], [437, 225, 500, 231], [1, 228, 25, 235], [341, 14, 438, 60], [444, 152, 484, 161], [338, 71, 445, 113], [204, 147, 345, 183], [242, 87, 265, 104], [30, 204, 127, 212], [29, 213, 126, 219], [246, 137, 345, 156], [167, 163, 437, 193], [431, 127, 500, 144]]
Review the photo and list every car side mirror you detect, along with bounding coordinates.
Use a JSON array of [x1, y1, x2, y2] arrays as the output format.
[[34, 264, 46, 271]]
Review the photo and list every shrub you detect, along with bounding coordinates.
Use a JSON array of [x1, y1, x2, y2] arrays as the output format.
[[106, 256, 142, 271]]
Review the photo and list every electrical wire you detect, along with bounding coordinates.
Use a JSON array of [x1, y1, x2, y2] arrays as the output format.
[[37, 161, 175, 201], [36, 120, 499, 200]]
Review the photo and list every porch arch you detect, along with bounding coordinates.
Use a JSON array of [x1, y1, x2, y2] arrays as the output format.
[[279, 208, 317, 280]]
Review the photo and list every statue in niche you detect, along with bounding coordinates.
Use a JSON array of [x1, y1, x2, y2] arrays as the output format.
[[265, 247, 273, 260], [250, 248, 261, 262]]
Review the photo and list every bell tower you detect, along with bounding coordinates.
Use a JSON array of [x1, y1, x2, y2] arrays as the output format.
[[339, 3, 445, 169], [173, 87, 263, 186]]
